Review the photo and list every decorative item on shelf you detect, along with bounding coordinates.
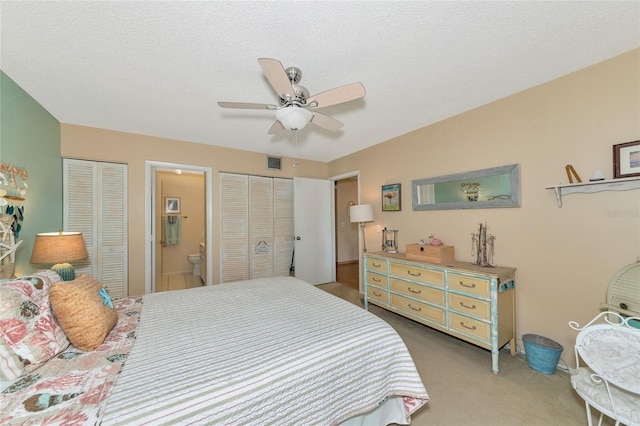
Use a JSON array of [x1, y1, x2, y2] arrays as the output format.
[[613, 140, 640, 179], [0, 212, 22, 279], [349, 204, 374, 253], [471, 222, 495, 267], [0, 163, 28, 239], [428, 234, 443, 246], [565, 164, 582, 183], [461, 182, 481, 202], [381, 227, 398, 253], [381, 184, 401, 211], [589, 169, 605, 182], [30, 231, 88, 281]]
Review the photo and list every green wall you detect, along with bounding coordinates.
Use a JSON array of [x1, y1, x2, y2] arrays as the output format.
[[0, 70, 62, 276]]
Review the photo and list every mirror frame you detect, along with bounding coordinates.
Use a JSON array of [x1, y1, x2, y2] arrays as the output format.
[[411, 164, 520, 211]]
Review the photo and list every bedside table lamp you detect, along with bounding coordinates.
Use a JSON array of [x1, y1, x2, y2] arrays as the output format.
[[30, 231, 88, 281], [349, 204, 374, 253]]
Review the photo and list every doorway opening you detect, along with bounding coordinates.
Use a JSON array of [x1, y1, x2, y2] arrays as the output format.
[[144, 161, 213, 294], [330, 171, 361, 292]]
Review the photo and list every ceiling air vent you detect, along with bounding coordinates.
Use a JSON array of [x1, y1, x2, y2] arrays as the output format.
[[266, 156, 282, 171]]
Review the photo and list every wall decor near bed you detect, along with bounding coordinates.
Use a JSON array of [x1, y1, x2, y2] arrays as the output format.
[[412, 164, 520, 210]]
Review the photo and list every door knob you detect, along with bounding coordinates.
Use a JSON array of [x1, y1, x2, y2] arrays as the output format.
[[296, 236, 301, 240]]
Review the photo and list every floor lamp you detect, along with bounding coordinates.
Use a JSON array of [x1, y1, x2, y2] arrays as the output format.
[[349, 204, 374, 253]]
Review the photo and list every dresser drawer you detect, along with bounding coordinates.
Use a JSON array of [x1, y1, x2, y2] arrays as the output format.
[[367, 286, 388, 305], [391, 278, 445, 307], [390, 262, 444, 287], [366, 258, 387, 274], [448, 293, 491, 321], [448, 273, 490, 298], [366, 272, 388, 288], [449, 312, 490, 342], [391, 294, 445, 325]]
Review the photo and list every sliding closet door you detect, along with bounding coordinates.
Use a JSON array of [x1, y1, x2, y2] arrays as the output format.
[[63, 159, 128, 298]]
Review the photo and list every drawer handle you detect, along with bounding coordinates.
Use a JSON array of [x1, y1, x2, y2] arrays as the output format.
[[459, 301, 476, 310], [460, 322, 477, 331], [407, 270, 422, 277], [459, 281, 476, 289], [373, 291, 382, 297], [408, 287, 422, 295], [372, 276, 381, 283], [408, 303, 422, 312], [372, 262, 381, 267]]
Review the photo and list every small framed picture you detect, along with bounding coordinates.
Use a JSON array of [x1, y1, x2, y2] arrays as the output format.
[[613, 140, 640, 178], [382, 184, 401, 211], [164, 197, 181, 214]]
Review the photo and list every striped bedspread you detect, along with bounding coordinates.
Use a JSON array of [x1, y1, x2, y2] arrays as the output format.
[[101, 276, 428, 425]]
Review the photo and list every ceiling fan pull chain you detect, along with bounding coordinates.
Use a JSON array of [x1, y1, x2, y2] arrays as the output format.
[[292, 131, 299, 168]]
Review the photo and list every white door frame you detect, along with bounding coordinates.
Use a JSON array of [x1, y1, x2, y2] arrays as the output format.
[[144, 161, 213, 293], [329, 170, 362, 291]]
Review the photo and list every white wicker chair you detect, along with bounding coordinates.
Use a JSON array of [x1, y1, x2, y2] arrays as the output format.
[[569, 312, 640, 426]]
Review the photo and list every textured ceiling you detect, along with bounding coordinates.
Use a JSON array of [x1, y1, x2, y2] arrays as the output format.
[[2, 1, 639, 162]]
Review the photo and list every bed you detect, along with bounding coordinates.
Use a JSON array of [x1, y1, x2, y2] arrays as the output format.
[[1, 271, 428, 425]]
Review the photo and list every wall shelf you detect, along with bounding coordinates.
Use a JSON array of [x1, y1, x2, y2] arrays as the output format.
[[546, 176, 640, 207]]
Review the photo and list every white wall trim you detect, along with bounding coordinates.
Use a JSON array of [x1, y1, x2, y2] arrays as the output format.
[[145, 161, 213, 294]]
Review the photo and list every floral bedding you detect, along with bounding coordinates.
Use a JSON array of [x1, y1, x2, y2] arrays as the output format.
[[0, 296, 142, 425]]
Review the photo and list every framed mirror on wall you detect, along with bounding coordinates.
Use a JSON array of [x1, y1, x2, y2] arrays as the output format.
[[411, 164, 521, 211]]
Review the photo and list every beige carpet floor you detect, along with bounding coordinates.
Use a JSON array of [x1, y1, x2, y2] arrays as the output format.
[[318, 282, 608, 426]]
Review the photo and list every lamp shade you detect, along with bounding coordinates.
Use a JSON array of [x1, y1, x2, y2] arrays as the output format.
[[276, 106, 313, 131], [30, 232, 88, 281], [349, 204, 374, 223]]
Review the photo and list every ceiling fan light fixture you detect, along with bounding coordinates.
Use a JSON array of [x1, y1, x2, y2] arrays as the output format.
[[276, 107, 312, 131]]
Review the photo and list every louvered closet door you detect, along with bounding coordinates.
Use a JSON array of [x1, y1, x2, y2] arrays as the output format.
[[221, 173, 249, 282], [64, 159, 128, 298], [249, 176, 273, 279], [274, 178, 294, 276]]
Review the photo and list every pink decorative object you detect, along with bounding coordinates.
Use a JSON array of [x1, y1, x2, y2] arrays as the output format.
[[428, 235, 444, 246]]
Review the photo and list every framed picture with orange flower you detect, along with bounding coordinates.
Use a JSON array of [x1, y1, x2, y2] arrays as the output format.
[[382, 184, 401, 211]]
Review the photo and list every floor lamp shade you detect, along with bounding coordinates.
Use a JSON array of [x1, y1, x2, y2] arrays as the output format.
[[349, 204, 374, 253], [349, 204, 374, 223], [30, 232, 88, 281]]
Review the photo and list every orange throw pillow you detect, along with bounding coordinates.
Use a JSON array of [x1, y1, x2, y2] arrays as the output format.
[[49, 274, 118, 351]]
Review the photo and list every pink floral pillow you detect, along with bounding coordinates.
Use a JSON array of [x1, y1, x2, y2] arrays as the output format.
[[0, 270, 69, 371]]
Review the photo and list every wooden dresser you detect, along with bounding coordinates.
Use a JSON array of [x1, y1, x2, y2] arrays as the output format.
[[364, 252, 516, 374]]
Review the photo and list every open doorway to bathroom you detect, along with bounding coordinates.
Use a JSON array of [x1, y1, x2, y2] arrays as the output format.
[[144, 161, 213, 294], [155, 169, 205, 292], [331, 171, 360, 292]]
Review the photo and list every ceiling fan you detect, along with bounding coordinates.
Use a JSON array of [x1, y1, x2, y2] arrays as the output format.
[[218, 58, 366, 134]]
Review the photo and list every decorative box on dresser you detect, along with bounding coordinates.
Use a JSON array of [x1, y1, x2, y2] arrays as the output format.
[[364, 252, 516, 374]]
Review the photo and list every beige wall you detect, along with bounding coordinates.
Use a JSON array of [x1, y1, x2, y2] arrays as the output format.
[[328, 49, 640, 356], [61, 126, 328, 295], [157, 171, 205, 274]]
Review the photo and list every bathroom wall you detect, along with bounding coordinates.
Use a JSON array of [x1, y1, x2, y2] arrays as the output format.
[[157, 171, 205, 274]]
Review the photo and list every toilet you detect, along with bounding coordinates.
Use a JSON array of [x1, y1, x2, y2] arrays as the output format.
[[187, 254, 200, 276]]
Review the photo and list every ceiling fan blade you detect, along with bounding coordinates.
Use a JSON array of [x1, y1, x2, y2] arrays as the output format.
[[307, 82, 366, 108], [268, 120, 285, 134], [217, 102, 277, 110], [310, 111, 344, 132], [258, 58, 294, 99]]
